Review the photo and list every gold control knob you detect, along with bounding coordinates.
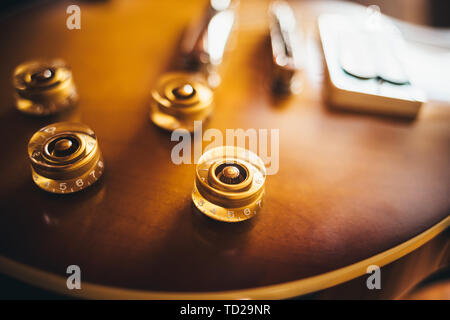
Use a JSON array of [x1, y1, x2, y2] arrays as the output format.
[[192, 146, 266, 222], [150, 72, 213, 132], [13, 59, 78, 116], [28, 122, 104, 194]]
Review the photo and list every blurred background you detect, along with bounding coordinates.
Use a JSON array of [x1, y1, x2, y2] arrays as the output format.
[[1, 0, 449, 27], [0, 0, 448, 300], [353, 0, 450, 27]]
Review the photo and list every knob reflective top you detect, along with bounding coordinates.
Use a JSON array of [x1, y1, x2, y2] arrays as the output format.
[[13, 59, 78, 116], [28, 122, 104, 194], [150, 72, 213, 132], [192, 146, 266, 222]]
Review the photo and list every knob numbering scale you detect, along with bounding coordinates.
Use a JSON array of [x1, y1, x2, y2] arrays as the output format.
[[28, 122, 104, 194], [192, 146, 267, 222]]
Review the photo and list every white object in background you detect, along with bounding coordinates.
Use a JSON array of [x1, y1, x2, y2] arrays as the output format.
[[318, 12, 426, 118]]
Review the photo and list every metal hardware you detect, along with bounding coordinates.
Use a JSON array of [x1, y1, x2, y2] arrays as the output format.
[[28, 122, 104, 194], [13, 59, 78, 116], [192, 146, 266, 222]]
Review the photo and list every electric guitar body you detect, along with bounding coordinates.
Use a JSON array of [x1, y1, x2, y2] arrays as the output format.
[[0, 0, 448, 299]]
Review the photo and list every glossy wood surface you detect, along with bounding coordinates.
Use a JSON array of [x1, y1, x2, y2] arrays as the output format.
[[0, 0, 448, 295]]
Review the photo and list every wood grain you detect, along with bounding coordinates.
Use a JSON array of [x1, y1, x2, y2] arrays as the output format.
[[0, 0, 448, 296]]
